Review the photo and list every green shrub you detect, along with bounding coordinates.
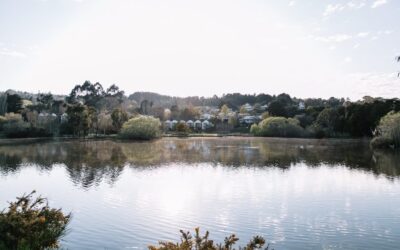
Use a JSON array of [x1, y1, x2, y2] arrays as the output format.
[[0, 116, 6, 131], [2, 113, 31, 138], [0, 191, 70, 250], [371, 111, 400, 149], [175, 122, 190, 135], [119, 115, 161, 140], [1, 113, 53, 138], [251, 117, 305, 138], [370, 136, 393, 149], [149, 228, 271, 250]]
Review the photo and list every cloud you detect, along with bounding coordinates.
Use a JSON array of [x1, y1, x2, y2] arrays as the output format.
[[344, 57, 352, 63], [0, 48, 26, 58], [357, 32, 369, 38], [378, 30, 393, 35], [371, 0, 387, 8], [288, 1, 296, 7], [349, 72, 400, 98], [313, 34, 352, 43], [323, 1, 366, 16]]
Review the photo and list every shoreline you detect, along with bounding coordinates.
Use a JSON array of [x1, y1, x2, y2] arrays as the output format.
[[0, 134, 372, 146]]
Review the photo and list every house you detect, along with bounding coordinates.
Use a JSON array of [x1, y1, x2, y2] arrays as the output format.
[[261, 104, 268, 111], [171, 120, 178, 129], [201, 120, 213, 130], [60, 113, 68, 123], [186, 120, 194, 128], [194, 120, 202, 130], [242, 103, 253, 112], [200, 113, 213, 120], [298, 101, 305, 110], [240, 115, 258, 125], [164, 120, 172, 130]]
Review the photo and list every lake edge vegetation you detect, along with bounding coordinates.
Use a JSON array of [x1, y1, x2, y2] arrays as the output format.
[[148, 228, 271, 250], [0, 191, 70, 250]]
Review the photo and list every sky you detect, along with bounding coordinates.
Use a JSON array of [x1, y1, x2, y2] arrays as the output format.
[[0, 0, 399, 100]]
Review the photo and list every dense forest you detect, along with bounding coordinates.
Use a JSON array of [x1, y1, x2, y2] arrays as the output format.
[[0, 80, 399, 141]]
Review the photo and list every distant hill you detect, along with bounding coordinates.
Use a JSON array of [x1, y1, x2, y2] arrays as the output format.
[[128, 91, 220, 108]]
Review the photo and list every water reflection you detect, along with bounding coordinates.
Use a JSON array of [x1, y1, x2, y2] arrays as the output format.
[[0, 138, 399, 188]]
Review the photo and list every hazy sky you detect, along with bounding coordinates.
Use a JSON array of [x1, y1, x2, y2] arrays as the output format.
[[0, 0, 399, 99]]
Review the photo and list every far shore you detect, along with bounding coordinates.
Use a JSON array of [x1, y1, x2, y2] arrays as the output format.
[[0, 133, 372, 146]]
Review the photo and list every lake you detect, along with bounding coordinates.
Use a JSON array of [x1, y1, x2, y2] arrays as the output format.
[[1, 137, 400, 249]]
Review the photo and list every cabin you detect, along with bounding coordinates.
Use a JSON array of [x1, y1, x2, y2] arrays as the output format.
[[242, 103, 253, 112], [202, 120, 213, 130], [164, 120, 172, 130], [240, 115, 258, 125], [194, 120, 202, 130], [200, 113, 213, 120], [60, 113, 68, 123], [186, 120, 194, 128], [171, 120, 178, 129], [298, 101, 305, 110]]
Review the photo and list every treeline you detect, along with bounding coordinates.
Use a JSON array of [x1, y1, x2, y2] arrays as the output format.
[[262, 96, 400, 138], [129, 91, 339, 110], [0, 81, 399, 140]]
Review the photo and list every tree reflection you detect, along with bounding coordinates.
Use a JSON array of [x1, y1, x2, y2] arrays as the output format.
[[0, 138, 399, 188]]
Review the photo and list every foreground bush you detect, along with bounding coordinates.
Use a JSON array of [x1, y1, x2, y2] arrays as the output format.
[[149, 228, 271, 250], [0, 191, 70, 250], [250, 117, 305, 138], [119, 115, 161, 140], [371, 111, 400, 149]]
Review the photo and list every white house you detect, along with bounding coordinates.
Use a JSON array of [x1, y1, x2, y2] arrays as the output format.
[[171, 120, 178, 129], [298, 101, 305, 110], [261, 104, 269, 111], [202, 120, 210, 130], [186, 120, 194, 128], [242, 103, 253, 112], [164, 120, 172, 130], [200, 113, 213, 120], [240, 115, 258, 125], [60, 113, 68, 123], [194, 120, 202, 130]]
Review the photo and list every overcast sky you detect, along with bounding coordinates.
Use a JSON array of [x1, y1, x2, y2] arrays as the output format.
[[0, 0, 399, 99]]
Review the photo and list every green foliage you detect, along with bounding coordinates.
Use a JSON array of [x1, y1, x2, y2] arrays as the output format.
[[1, 113, 51, 138], [0, 94, 7, 116], [148, 228, 270, 250], [312, 108, 344, 138], [66, 104, 90, 137], [6, 94, 23, 113], [3, 119, 31, 138], [267, 101, 287, 117], [0, 191, 70, 250], [175, 122, 190, 134], [119, 115, 161, 140], [67, 81, 124, 109], [111, 108, 128, 131], [370, 136, 393, 149], [343, 100, 399, 137], [251, 117, 305, 138], [180, 107, 199, 120], [372, 111, 400, 148], [36, 93, 54, 110]]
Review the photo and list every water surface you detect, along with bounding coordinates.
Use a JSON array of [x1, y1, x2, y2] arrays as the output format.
[[1, 138, 400, 249]]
